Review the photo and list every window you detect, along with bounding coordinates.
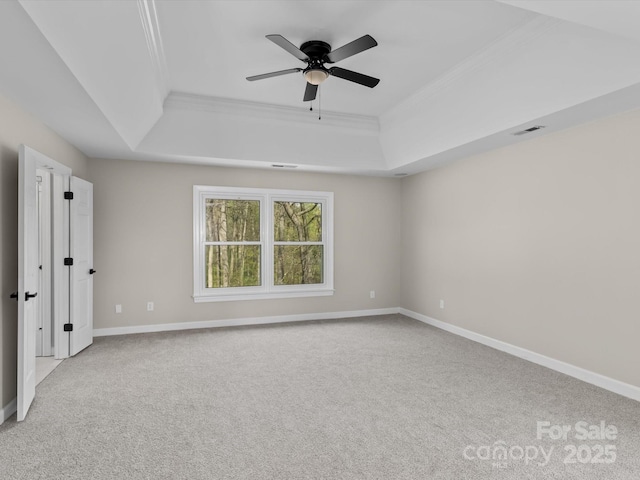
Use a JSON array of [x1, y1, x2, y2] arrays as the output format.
[[193, 186, 333, 302]]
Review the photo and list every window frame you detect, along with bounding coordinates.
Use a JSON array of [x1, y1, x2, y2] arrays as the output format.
[[193, 185, 334, 302]]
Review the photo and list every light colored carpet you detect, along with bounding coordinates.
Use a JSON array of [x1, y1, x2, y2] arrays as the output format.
[[1, 314, 639, 479], [35, 356, 63, 386]]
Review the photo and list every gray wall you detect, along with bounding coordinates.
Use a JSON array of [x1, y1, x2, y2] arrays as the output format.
[[401, 108, 640, 388], [87, 159, 402, 329], [0, 93, 88, 409]]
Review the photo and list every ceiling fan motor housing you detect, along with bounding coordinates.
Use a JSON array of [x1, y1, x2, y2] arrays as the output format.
[[300, 40, 331, 85], [300, 40, 332, 60]]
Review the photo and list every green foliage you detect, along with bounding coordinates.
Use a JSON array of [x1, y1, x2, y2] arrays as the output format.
[[274, 245, 323, 285], [274, 202, 323, 285], [205, 245, 260, 288], [205, 199, 260, 242], [273, 202, 322, 242], [204, 199, 323, 288]]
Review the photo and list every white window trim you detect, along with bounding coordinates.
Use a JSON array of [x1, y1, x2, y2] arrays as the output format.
[[193, 185, 334, 302]]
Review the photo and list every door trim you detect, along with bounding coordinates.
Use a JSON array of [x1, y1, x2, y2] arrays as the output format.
[[52, 173, 71, 359], [36, 170, 52, 357]]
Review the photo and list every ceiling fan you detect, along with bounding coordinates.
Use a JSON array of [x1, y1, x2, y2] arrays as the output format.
[[247, 34, 380, 102]]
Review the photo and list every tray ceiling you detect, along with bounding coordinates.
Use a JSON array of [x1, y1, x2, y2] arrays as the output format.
[[1, 0, 640, 175]]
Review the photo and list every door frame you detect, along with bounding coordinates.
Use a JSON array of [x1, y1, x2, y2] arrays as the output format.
[[36, 170, 52, 357], [52, 170, 71, 358]]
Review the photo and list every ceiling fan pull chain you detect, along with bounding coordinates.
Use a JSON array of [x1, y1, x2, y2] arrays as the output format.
[[319, 85, 321, 120]]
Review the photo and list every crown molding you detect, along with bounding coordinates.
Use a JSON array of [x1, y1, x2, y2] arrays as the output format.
[[164, 91, 381, 135], [137, 0, 169, 101]]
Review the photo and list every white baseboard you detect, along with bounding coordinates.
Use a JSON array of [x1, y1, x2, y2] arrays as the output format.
[[93, 308, 400, 337], [92, 306, 639, 402], [1, 397, 17, 425], [399, 308, 640, 403]]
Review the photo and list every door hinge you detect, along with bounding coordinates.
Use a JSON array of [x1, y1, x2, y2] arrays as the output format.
[[64, 257, 74, 266], [64, 191, 74, 200], [63, 323, 73, 332]]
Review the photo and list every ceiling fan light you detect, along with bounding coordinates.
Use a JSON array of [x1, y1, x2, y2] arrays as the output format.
[[304, 69, 329, 85]]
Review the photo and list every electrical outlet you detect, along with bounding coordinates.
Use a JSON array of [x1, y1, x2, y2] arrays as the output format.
[[115, 304, 122, 314], [147, 302, 154, 312], [370, 290, 376, 299], [440, 299, 445, 309]]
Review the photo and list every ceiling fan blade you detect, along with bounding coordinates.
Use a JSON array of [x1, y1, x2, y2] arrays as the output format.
[[303, 82, 318, 102], [246, 68, 302, 82], [266, 34, 309, 62], [329, 67, 380, 88], [325, 34, 377, 63]]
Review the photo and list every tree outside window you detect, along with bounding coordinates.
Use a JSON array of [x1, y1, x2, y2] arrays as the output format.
[[193, 186, 333, 302]]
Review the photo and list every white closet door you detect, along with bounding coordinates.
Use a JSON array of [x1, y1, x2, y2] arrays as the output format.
[[69, 176, 94, 356]]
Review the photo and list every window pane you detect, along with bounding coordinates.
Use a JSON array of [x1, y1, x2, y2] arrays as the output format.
[[206, 199, 260, 242], [274, 245, 323, 285], [273, 202, 322, 242], [205, 245, 261, 288]]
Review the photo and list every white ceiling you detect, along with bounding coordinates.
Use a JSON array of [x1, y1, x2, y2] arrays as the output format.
[[158, 0, 532, 115], [1, 0, 640, 175]]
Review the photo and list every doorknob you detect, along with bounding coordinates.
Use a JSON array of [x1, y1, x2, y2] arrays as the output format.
[[25, 291, 38, 301], [89, 269, 96, 275], [10, 292, 18, 301]]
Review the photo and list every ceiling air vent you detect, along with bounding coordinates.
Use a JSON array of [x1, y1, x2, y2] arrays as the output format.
[[513, 125, 545, 136], [271, 164, 298, 169]]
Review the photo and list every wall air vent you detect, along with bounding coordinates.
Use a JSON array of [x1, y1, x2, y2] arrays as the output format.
[[513, 125, 545, 136]]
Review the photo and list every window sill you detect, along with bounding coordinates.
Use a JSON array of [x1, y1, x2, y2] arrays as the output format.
[[193, 289, 335, 303]]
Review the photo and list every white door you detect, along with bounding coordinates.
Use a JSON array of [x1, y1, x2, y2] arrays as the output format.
[[17, 145, 39, 421], [69, 176, 94, 355]]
